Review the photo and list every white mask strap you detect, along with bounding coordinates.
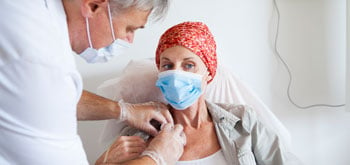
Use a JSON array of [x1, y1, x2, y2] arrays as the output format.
[[85, 17, 94, 48], [85, 3, 115, 49], [107, 3, 116, 40]]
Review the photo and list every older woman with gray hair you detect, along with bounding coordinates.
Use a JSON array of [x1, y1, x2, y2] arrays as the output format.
[[0, 0, 185, 164]]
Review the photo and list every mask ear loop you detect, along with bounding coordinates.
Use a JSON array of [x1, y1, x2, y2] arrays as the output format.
[[85, 17, 94, 48], [107, 3, 116, 41], [85, 3, 114, 50]]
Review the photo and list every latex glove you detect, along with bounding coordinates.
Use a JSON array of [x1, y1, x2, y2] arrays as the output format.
[[95, 136, 146, 164], [141, 123, 186, 165], [119, 100, 174, 136]]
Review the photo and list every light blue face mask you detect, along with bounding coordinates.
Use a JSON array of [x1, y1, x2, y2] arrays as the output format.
[[156, 70, 203, 110], [79, 3, 131, 63]]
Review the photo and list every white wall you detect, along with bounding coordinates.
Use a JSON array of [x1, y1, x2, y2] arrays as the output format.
[[76, 0, 350, 164]]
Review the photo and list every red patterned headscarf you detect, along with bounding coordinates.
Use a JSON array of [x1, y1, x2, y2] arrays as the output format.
[[155, 21, 217, 83]]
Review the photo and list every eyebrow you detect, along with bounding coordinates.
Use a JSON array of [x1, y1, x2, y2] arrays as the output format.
[[160, 57, 170, 62], [160, 57, 195, 62], [127, 25, 145, 31], [183, 57, 194, 61], [133, 25, 144, 30]]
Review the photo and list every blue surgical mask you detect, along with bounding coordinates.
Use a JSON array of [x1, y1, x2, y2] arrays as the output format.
[[156, 70, 203, 110], [79, 3, 131, 63]]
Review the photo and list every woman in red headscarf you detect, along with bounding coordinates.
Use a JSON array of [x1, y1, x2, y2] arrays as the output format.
[[96, 22, 298, 165]]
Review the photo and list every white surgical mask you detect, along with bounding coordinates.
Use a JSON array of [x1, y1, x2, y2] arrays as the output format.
[[79, 3, 131, 63]]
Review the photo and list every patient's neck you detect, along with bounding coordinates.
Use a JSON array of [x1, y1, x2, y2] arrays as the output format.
[[171, 97, 221, 161], [170, 98, 211, 129]]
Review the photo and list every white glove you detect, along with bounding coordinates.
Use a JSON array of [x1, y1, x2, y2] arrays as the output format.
[[141, 123, 186, 165], [95, 136, 146, 164], [118, 100, 174, 136]]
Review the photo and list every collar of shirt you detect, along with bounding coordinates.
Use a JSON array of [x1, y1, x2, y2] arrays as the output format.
[[206, 101, 241, 125]]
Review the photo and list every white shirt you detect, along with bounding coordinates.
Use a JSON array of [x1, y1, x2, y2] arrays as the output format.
[[0, 0, 87, 164], [176, 150, 228, 165]]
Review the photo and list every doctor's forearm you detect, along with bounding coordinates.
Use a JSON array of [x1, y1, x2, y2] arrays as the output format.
[[77, 90, 121, 120]]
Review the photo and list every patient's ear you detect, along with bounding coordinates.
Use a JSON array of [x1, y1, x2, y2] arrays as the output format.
[[206, 73, 212, 82]]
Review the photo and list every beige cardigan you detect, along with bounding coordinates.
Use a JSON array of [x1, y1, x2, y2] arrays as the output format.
[[120, 101, 301, 165]]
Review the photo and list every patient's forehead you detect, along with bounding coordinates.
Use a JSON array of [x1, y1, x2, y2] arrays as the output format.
[[160, 46, 206, 66]]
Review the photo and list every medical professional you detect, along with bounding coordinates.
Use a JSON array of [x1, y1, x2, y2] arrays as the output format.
[[0, 0, 185, 164]]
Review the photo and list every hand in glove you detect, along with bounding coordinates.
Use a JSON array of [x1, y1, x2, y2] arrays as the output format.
[[119, 100, 174, 136], [95, 136, 146, 164], [141, 123, 186, 165]]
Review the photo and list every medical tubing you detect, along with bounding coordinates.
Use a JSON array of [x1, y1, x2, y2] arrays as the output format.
[[273, 0, 345, 109]]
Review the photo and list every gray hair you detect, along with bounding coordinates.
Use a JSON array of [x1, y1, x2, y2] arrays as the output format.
[[109, 0, 170, 21]]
